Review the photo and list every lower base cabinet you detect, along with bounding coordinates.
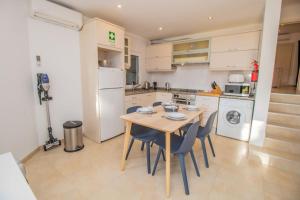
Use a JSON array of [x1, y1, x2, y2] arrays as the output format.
[[195, 96, 219, 129]]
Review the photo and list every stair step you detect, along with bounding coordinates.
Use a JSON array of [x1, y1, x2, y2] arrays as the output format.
[[266, 124, 300, 144], [270, 93, 300, 105], [264, 137, 300, 155], [249, 145, 300, 175], [267, 112, 300, 129], [269, 102, 300, 115]]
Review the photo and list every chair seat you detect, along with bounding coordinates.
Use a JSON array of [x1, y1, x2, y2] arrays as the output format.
[[131, 125, 162, 142], [154, 133, 184, 153]]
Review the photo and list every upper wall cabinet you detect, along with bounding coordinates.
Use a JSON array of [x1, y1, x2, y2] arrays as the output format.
[[95, 19, 125, 51], [172, 39, 210, 65], [209, 31, 261, 71], [124, 37, 130, 69], [146, 43, 173, 72]]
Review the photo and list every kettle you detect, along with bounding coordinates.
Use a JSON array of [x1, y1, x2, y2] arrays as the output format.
[[165, 82, 171, 91], [143, 81, 151, 90]]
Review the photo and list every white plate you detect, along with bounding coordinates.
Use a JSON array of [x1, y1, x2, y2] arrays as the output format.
[[185, 105, 199, 111], [137, 107, 154, 113], [165, 105, 178, 110], [165, 112, 186, 120]]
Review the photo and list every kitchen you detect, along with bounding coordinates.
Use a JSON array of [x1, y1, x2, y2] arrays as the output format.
[[1, 0, 300, 199]]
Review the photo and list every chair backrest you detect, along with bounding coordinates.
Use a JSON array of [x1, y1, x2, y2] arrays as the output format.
[[198, 111, 218, 137], [152, 101, 162, 107], [127, 106, 142, 114], [175, 121, 200, 154]]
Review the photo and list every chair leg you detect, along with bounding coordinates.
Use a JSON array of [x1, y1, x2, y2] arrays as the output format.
[[207, 135, 216, 157], [178, 154, 189, 195], [201, 139, 209, 168], [190, 150, 200, 177], [125, 138, 134, 160], [152, 148, 162, 176], [161, 149, 166, 161], [150, 141, 154, 147], [179, 129, 183, 136], [146, 142, 151, 174], [141, 142, 145, 151]]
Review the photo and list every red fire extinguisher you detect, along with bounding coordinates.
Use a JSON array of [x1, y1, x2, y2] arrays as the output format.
[[251, 59, 259, 82], [250, 59, 259, 96]]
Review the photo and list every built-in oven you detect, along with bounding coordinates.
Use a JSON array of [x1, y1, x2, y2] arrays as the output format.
[[172, 93, 196, 105], [224, 83, 250, 97]]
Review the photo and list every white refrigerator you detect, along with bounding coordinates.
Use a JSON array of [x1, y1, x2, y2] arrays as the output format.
[[98, 67, 125, 141]]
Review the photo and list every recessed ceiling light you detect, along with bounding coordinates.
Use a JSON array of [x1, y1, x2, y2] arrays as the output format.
[[158, 27, 163, 31], [117, 4, 122, 8], [208, 16, 213, 20]]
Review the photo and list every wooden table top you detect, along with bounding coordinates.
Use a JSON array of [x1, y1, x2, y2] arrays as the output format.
[[120, 106, 205, 133]]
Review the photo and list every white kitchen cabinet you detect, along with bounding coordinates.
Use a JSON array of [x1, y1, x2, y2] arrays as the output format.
[[209, 31, 260, 71], [209, 50, 258, 71], [95, 19, 124, 51], [155, 92, 173, 102], [195, 96, 219, 129], [125, 93, 156, 111], [211, 31, 260, 53], [146, 43, 173, 72], [124, 37, 130, 69]]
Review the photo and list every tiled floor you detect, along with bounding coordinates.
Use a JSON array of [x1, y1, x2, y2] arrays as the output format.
[[24, 134, 300, 200]]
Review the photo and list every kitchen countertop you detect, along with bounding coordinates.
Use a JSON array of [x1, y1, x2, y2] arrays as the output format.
[[126, 88, 255, 101], [125, 88, 221, 97]]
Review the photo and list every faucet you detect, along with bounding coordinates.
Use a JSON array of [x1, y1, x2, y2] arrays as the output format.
[[131, 81, 141, 92]]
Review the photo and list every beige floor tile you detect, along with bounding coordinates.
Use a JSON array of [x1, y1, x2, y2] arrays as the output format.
[[24, 135, 300, 199]]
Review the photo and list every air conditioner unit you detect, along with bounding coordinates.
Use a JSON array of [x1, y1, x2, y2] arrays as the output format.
[[30, 0, 83, 31]]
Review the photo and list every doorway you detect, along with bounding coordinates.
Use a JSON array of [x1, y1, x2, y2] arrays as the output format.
[[272, 22, 300, 93]]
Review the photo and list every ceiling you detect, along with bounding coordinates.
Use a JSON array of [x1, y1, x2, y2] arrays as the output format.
[[51, 0, 297, 40]]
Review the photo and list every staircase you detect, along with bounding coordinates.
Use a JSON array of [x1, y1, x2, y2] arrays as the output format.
[[250, 93, 300, 175]]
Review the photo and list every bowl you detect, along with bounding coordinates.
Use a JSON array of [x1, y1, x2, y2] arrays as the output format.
[[163, 105, 179, 112]]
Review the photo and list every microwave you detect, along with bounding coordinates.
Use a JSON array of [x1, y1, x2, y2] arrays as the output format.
[[224, 83, 250, 97]]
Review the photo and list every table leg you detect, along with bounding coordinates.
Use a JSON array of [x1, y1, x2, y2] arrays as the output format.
[[121, 121, 132, 171], [199, 112, 204, 126], [165, 131, 171, 197]]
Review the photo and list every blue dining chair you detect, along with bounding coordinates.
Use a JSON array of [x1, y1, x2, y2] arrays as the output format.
[[152, 101, 162, 107], [125, 106, 165, 174], [152, 121, 200, 195], [181, 111, 217, 168]]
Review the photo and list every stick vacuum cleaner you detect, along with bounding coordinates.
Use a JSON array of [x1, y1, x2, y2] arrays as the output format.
[[37, 73, 61, 151]]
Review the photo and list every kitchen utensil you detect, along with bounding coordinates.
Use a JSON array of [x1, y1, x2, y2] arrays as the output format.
[[142, 81, 151, 90], [165, 112, 187, 120], [163, 105, 179, 112], [185, 105, 199, 111], [153, 82, 157, 90], [137, 107, 155, 114]]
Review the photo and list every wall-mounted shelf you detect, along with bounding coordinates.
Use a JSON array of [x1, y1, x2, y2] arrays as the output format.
[[172, 39, 210, 65]]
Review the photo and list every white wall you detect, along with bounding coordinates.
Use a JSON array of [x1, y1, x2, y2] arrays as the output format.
[[150, 65, 229, 90], [0, 0, 38, 160], [250, 0, 282, 146], [28, 19, 83, 145]]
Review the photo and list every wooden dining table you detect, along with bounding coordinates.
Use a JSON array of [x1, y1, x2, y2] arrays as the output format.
[[120, 105, 204, 197]]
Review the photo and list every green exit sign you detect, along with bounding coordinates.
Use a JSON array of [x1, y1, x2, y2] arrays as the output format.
[[108, 31, 116, 43]]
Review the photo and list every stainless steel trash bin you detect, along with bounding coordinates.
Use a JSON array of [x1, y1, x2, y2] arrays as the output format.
[[63, 121, 84, 152]]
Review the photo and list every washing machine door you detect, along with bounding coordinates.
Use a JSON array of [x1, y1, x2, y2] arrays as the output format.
[[217, 99, 253, 141]]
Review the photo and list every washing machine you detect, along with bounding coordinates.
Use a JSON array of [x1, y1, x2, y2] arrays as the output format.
[[217, 97, 254, 141]]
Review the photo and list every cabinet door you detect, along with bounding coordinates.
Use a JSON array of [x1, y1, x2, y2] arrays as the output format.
[[209, 50, 258, 71], [96, 20, 124, 50], [146, 56, 172, 71], [211, 31, 260, 53], [156, 92, 172, 102], [146, 43, 172, 58], [196, 96, 219, 128]]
